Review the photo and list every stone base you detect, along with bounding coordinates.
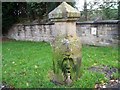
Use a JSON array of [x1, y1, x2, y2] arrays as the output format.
[[49, 70, 73, 86]]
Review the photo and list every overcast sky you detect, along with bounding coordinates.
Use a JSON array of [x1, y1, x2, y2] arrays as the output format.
[[75, 0, 99, 11], [75, 0, 118, 11]]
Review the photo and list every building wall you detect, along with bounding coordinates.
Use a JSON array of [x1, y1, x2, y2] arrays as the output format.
[[8, 21, 119, 46]]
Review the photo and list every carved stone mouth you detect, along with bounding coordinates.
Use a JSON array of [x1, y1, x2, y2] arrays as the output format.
[[64, 70, 72, 85]]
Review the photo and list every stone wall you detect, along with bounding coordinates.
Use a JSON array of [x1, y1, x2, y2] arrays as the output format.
[[8, 20, 119, 46], [76, 20, 119, 46], [8, 23, 55, 42]]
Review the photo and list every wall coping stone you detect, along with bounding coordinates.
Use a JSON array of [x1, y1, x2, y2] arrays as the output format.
[[76, 20, 120, 24], [15, 22, 54, 26], [14, 20, 119, 26]]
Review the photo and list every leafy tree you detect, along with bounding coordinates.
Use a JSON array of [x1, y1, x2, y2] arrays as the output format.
[[26, 2, 75, 21], [81, 0, 118, 21], [99, 0, 118, 20], [2, 2, 75, 34], [83, 0, 88, 21], [2, 2, 20, 34], [118, 1, 120, 20], [26, 2, 61, 21]]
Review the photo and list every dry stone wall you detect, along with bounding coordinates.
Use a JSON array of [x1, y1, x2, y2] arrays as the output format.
[[8, 20, 119, 46]]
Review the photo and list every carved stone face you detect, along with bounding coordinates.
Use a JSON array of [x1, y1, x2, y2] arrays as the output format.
[[52, 35, 82, 85]]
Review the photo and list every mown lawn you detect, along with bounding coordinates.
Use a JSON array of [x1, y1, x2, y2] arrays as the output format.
[[2, 41, 119, 88]]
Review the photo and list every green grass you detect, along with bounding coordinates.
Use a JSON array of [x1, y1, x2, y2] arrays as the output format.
[[2, 41, 119, 88]]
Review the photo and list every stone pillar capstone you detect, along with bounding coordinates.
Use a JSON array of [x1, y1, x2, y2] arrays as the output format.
[[48, 2, 82, 86]]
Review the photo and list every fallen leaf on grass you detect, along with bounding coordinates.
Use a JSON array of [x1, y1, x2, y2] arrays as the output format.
[[35, 65, 38, 69], [26, 82, 29, 86]]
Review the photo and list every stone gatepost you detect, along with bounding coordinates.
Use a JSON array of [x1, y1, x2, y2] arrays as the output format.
[[48, 2, 82, 86]]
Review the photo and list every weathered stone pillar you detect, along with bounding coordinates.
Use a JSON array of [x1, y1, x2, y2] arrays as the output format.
[[48, 2, 82, 86]]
